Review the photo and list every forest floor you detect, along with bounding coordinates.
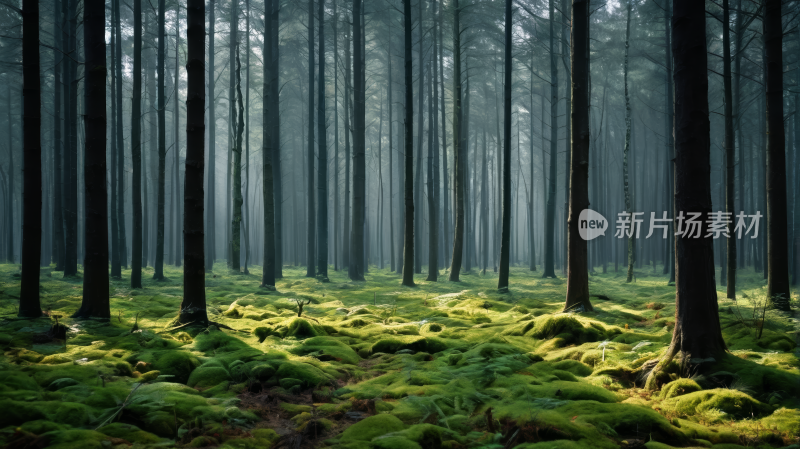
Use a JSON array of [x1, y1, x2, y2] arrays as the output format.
[[0, 261, 798, 449]]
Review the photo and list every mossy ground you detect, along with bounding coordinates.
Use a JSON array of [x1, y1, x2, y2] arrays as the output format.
[[0, 261, 797, 448]]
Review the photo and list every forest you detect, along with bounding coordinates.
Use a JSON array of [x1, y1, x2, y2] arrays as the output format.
[[0, 0, 798, 447]]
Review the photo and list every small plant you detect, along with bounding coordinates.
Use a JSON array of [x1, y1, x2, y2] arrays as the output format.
[[292, 297, 313, 317]]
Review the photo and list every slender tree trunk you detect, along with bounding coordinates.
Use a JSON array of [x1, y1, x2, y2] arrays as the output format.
[[19, 0, 42, 317], [665, 0, 674, 283], [542, 0, 559, 278], [180, 0, 209, 325], [307, 0, 317, 277], [529, 50, 536, 272], [482, 124, 489, 274], [206, 0, 217, 271], [646, 0, 725, 388], [154, 0, 167, 279], [243, 0, 251, 274], [115, 0, 127, 269], [561, 0, 571, 275], [388, 42, 395, 273], [427, 59, 438, 281], [63, 0, 78, 276], [413, 0, 424, 275], [131, 0, 144, 288], [317, 0, 329, 279], [334, 0, 339, 271], [349, 0, 366, 281], [764, 0, 790, 310], [622, 0, 634, 283], [174, 5, 182, 267], [75, 0, 109, 318], [722, 0, 736, 298], [344, 22, 351, 270], [52, 0, 65, 272], [564, 0, 592, 311], [109, 4, 120, 278], [401, 0, 415, 285], [448, 0, 465, 281], [261, 0, 276, 288], [439, 7, 449, 267], [498, 0, 513, 291]]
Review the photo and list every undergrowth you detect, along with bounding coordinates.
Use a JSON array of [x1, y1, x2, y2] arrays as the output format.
[[0, 261, 797, 449]]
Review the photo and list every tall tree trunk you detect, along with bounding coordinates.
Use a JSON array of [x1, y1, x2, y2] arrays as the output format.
[[542, 0, 558, 278], [349, 0, 366, 281], [19, 0, 42, 317], [388, 42, 395, 273], [307, 0, 316, 277], [109, 4, 120, 278], [174, 3, 182, 267], [75, 0, 109, 318], [414, 0, 424, 275], [665, 0, 674, 283], [764, 0, 790, 310], [115, 0, 127, 269], [622, 0, 634, 283], [261, 0, 276, 288], [482, 124, 489, 274], [529, 50, 536, 272], [439, 7, 449, 267], [646, 0, 725, 389], [561, 0, 571, 275], [63, 0, 78, 276], [344, 21, 351, 269], [427, 58, 438, 281], [231, 43, 244, 273], [131, 0, 144, 288], [52, 0, 65, 272], [206, 0, 217, 271], [498, 0, 513, 291], [243, 0, 251, 274], [401, 0, 416, 285], [180, 0, 209, 325], [564, 0, 592, 311], [333, 0, 339, 271], [317, 0, 329, 279], [722, 0, 735, 298], [448, 0, 464, 281], [154, 0, 167, 279]]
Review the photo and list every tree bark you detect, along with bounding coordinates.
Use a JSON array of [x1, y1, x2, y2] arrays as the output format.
[[498, 0, 513, 292], [206, 0, 217, 271], [115, 0, 127, 269], [154, 0, 167, 280], [401, 0, 415, 286], [180, 0, 209, 325], [646, 0, 725, 388], [131, 0, 144, 288], [722, 0, 736, 299], [261, 0, 276, 288], [19, 0, 42, 318], [542, 0, 558, 279], [52, 0, 65, 272], [448, 0, 464, 282], [317, 0, 329, 279], [74, 0, 109, 319], [307, 0, 316, 278], [63, 0, 78, 276], [109, 2, 120, 278], [174, 4, 182, 267], [764, 0, 790, 310], [564, 0, 592, 312], [622, 0, 634, 283], [231, 44, 244, 273], [349, 0, 366, 281]]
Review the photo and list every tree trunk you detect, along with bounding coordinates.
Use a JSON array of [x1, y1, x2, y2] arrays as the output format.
[[131, 0, 144, 288], [63, 0, 78, 276], [622, 0, 634, 283], [307, 0, 316, 278], [448, 0, 464, 282], [413, 0, 424, 275], [115, 0, 127, 269], [401, 0, 415, 285], [154, 0, 167, 280], [764, 0, 790, 310], [542, 0, 558, 279], [349, 0, 366, 281], [388, 42, 395, 273], [317, 0, 329, 279], [19, 0, 42, 317], [344, 21, 351, 270], [261, 0, 276, 288], [665, 0, 674, 283], [427, 57, 438, 282], [564, 0, 592, 312], [498, 0, 513, 291], [109, 3, 120, 278], [180, 0, 209, 325], [646, 0, 725, 388], [722, 0, 735, 298], [174, 3, 182, 267], [231, 42, 244, 273], [74, 0, 109, 318], [52, 0, 65, 272], [333, 1, 339, 271], [206, 0, 217, 271]]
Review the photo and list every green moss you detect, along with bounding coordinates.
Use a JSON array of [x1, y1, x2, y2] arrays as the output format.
[[339, 414, 406, 441], [98, 423, 162, 443], [0, 399, 47, 426], [153, 351, 200, 384], [660, 378, 703, 399], [290, 336, 360, 364], [663, 389, 771, 418], [275, 361, 331, 388], [187, 365, 231, 389], [552, 360, 594, 377]]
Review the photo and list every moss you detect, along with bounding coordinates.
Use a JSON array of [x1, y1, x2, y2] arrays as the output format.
[[290, 336, 360, 365], [98, 423, 162, 443], [552, 360, 594, 377], [192, 330, 250, 353], [0, 400, 47, 426], [275, 361, 331, 388], [663, 389, 771, 419], [54, 402, 94, 427], [40, 429, 112, 449], [660, 378, 703, 399], [249, 363, 276, 381], [339, 414, 406, 441], [187, 365, 231, 389], [153, 351, 200, 384], [281, 318, 327, 339]]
